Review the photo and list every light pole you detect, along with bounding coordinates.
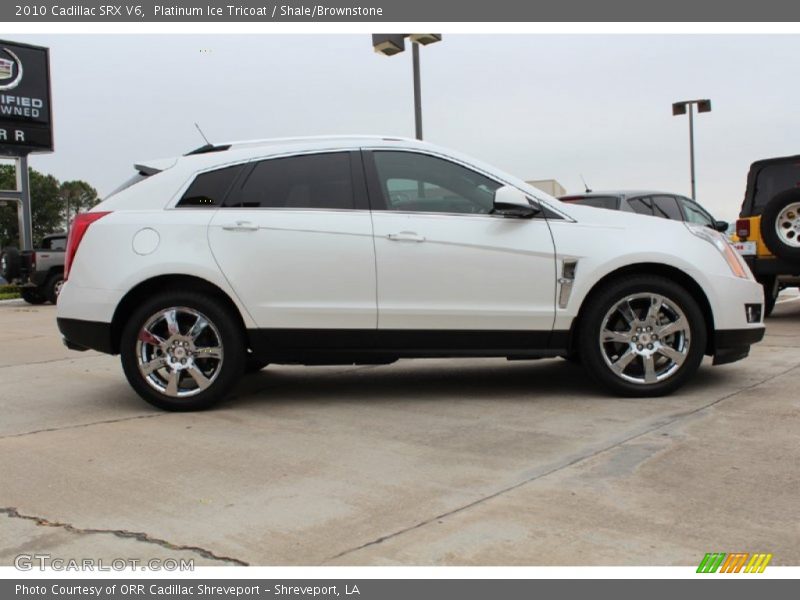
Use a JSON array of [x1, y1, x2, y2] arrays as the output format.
[[672, 99, 711, 200], [372, 34, 442, 140]]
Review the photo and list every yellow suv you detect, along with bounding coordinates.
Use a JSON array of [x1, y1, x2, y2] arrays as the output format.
[[734, 154, 800, 316]]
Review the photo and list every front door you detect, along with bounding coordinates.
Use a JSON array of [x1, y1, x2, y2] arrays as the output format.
[[365, 150, 556, 334]]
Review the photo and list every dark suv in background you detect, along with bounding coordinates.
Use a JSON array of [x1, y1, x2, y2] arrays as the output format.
[[0, 233, 66, 304]]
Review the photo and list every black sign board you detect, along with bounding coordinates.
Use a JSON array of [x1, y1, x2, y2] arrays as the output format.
[[0, 40, 53, 155]]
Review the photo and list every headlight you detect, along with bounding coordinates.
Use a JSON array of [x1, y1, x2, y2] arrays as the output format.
[[686, 223, 752, 279]]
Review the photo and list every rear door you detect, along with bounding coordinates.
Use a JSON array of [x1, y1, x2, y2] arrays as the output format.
[[207, 151, 377, 329]]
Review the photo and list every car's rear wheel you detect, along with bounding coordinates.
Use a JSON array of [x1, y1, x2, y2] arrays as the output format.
[[579, 275, 707, 397], [120, 291, 246, 411], [760, 189, 800, 261]]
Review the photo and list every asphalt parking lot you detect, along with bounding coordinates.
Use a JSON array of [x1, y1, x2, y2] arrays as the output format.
[[1, 294, 799, 567]]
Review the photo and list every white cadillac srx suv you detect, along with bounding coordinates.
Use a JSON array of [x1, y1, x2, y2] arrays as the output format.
[[57, 136, 765, 410]]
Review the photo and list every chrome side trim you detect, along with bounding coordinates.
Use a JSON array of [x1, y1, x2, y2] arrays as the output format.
[[558, 259, 578, 309]]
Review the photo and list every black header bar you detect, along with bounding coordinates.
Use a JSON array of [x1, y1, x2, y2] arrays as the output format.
[[3, 0, 800, 22]]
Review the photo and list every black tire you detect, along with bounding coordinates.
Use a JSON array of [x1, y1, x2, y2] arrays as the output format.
[[760, 189, 800, 261], [757, 275, 778, 318], [44, 272, 64, 305], [578, 275, 707, 397], [120, 290, 246, 411], [0, 247, 20, 281], [20, 288, 46, 305]]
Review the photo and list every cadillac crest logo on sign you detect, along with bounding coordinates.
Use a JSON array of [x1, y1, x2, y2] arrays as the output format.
[[0, 48, 23, 90]]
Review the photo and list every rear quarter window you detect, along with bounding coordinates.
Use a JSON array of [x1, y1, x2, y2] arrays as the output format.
[[177, 165, 245, 208]]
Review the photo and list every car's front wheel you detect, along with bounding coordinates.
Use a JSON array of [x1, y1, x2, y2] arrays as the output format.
[[120, 291, 246, 411], [579, 275, 707, 397]]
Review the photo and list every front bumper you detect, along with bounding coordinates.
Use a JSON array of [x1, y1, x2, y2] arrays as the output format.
[[713, 327, 765, 366]]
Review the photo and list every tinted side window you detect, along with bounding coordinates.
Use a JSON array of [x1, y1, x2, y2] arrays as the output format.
[[229, 153, 354, 210], [371, 151, 501, 214], [652, 195, 683, 220], [627, 196, 654, 216], [177, 165, 244, 207], [680, 197, 714, 226]]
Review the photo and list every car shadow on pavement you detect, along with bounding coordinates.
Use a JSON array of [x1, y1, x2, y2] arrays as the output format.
[[222, 357, 729, 410], [52, 354, 738, 414], [227, 358, 601, 408]]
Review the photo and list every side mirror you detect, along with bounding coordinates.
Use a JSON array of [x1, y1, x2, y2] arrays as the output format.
[[713, 220, 729, 233], [492, 185, 540, 219]]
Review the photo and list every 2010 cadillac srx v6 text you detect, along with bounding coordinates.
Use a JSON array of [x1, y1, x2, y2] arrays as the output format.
[[57, 136, 765, 410]]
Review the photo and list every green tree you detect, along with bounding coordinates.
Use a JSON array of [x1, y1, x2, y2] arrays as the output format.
[[59, 180, 100, 225], [0, 165, 99, 249]]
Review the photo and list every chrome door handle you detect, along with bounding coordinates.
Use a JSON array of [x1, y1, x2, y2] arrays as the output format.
[[386, 231, 425, 242], [222, 221, 259, 232]]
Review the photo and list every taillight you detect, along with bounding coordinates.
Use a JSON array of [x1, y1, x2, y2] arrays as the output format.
[[64, 211, 111, 280], [736, 218, 751, 240]]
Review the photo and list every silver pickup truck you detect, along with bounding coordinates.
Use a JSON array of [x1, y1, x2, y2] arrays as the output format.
[[0, 233, 66, 304]]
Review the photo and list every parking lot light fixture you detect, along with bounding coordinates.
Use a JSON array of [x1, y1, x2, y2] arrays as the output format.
[[372, 34, 405, 56], [672, 98, 712, 200], [371, 34, 442, 140]]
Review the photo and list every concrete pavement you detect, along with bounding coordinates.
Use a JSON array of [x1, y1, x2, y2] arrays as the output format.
[[0, 295, 798, 566]]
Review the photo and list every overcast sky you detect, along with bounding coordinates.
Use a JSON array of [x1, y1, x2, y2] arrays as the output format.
[[11, 34, 800, 220]]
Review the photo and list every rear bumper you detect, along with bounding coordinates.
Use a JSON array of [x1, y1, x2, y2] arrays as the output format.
[[713, 327, 765, 366], [57, 317, 115, 354]]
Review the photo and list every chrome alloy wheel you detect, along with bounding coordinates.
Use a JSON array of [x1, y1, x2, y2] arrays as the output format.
[[136, 306, 224, 398], [776, 201, 800, 248], [599, 293, 690, 385]]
